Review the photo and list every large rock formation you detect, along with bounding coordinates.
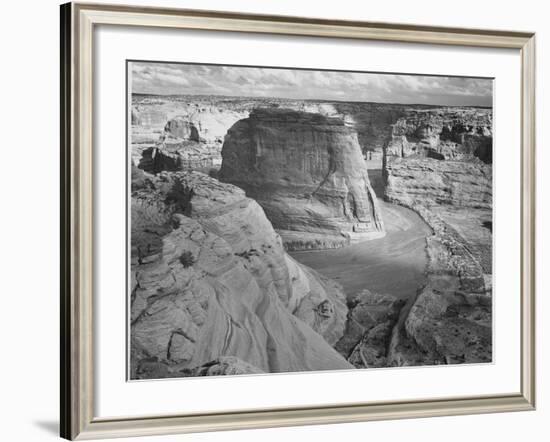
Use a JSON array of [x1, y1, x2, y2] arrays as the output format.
[[380, 108, 493, 366], [131, 97, 252, 172], [137, 116, 224, 174], [164, 117, 200, 142], [219, 108, 385, 250], [132, 98, 250, 144], [138, 142, 217, 174], [130, 171, 352, 379]]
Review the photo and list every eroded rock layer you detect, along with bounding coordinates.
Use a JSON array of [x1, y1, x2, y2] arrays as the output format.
[[219, 108, 385, 250], [385, 157, 492, 209], [130, 171, 352, 379], [384, 108, 492, 163]]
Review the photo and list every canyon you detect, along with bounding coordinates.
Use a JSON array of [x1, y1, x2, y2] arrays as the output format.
[[131, 94, 493, 377]]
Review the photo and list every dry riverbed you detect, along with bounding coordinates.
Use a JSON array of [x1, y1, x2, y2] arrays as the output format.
[[290, 200, 432, 301]]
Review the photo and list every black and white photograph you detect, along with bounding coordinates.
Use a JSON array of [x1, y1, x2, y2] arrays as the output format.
[[129, 61, 493, 380]]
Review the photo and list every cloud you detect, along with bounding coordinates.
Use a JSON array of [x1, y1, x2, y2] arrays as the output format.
[[130, 61, 492, 107]]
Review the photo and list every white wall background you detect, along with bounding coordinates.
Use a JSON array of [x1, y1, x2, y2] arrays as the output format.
[[0, 0, 546, 441]]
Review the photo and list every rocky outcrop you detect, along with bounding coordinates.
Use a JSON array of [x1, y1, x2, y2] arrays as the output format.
[[331, 204, 492, 367], [132, 99, 250, 144], [130, 171, 352, 379], [138, 142, 217, 174], [384, 109, 492, 163], [387, 205, 492, 365], [137, 116, 222, 174], [219, 108, 385, 250], [335, 290, 406, 368], [385, 157, 492, 209], [164, 117, 200, 142]]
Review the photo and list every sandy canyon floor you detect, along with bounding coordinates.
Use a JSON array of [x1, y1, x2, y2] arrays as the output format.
[[290, 195, 431, 301]]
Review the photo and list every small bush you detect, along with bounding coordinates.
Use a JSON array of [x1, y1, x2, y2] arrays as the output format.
[[179, 251, 195, 268]]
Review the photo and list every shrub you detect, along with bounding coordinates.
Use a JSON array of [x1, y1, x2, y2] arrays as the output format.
[[179, 251, 195, 268]]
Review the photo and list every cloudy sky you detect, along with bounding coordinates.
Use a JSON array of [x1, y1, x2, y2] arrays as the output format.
[[130, 62, 492, 107]]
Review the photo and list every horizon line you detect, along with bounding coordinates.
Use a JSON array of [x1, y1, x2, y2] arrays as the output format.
[[130, 91, 493, 109]]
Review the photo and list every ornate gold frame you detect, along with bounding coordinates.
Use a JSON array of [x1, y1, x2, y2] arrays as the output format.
[[60, 2, 536, 439]]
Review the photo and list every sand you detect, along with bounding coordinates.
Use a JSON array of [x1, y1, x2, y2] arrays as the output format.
[[289, 200, 431, 300]]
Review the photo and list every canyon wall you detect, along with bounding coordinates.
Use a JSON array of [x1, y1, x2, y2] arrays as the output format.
[[219, 108, 385, 250], [132, 95, 493, 165], [381, 109, 493, 366], [130, 170, 352, 379], [384, 108, 492, 162]]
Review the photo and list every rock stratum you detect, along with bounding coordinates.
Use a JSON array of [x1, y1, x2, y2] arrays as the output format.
[[130, 171, 352, 379], [219, 108, 385, 250], [132, 95, 493, 167], [384, 108, 492, 163]]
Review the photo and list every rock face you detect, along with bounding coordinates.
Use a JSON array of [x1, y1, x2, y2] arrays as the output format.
[[335, 290, 406, 368], [130, 171, 352, 379], [131, 97, 251, 172], [132, 97, 250, 143], [381, 108, 493, 366], [219, 108, 385, 250], [138, 142, 216, 174], [164, 117, 200, 142], [384, 109, 492, 163], [131, 94, 493, 165], [137, 116, 223, 174], [385, 157, 492, 209]]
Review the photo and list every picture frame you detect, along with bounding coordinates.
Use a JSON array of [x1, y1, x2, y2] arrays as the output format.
[[60, 2, 536, 440]]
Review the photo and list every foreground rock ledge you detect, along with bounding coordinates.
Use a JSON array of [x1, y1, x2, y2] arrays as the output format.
[[130, 171, 352, 379], [219, 108, 385, 250]]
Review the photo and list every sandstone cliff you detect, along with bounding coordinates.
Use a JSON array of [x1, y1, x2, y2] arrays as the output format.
[[131, 94, 493, 164], [384, 108, 492, 163], [219, 108, 385, 250], [380, 108, 493, 366], [164, 117, 200, 142], [130, 171, 352, 379], [385, 157, 492, 209]]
